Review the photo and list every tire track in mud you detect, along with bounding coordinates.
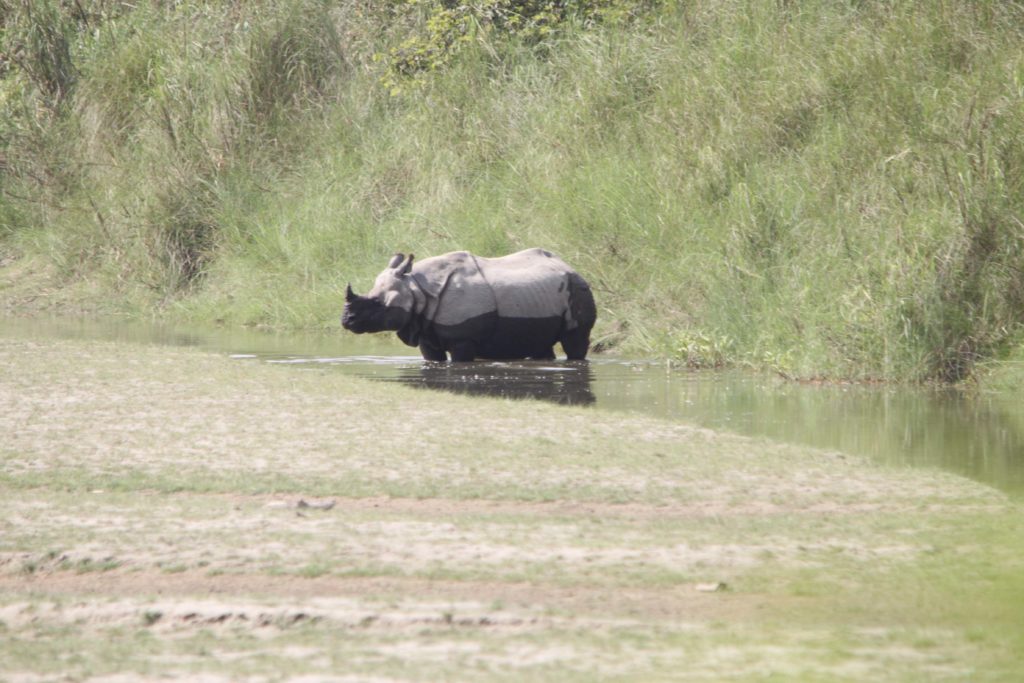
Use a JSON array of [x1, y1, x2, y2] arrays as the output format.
[[139, 490, 1021, 519], [0, 569, 801, 629]]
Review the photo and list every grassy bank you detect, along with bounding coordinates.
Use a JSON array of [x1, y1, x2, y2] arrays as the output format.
[[2, 1, 1024, 382], [2, 335, 1023, 680]]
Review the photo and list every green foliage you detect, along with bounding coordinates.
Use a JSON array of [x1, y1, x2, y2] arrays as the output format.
[[377, 0, 654, 93], [667, 330, 733, 370], [0, 0, 80, 111], [915, 109, 1024, 381], [2, 0, 360, 296], [2, 0, 1024, 382]]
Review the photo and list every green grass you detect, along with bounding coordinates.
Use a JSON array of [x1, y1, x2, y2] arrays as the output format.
[[2, 1, 1024, 382]]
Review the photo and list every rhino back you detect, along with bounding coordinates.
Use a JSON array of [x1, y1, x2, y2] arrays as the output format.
[[478, 249, 574, 319]]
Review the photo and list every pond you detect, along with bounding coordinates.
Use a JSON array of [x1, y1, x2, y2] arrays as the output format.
[[5, 316, 1023, 498]]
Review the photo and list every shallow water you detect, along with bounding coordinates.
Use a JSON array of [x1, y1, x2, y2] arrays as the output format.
[[4, 316, 1023, 497]]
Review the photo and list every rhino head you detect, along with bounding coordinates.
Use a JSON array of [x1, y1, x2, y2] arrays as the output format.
[[341, 253, 417, 334]]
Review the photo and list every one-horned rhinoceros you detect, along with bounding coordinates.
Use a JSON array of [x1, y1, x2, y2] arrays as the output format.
[[341, 248, 597, 361]]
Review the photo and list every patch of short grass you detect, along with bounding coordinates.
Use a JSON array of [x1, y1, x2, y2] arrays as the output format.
[[1, 337, 1022, 680]]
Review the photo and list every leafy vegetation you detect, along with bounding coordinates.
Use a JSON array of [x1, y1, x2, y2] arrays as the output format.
[[2, 0, 1023, 382]]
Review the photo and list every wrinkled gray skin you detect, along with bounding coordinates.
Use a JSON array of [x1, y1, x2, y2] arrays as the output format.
[[342, 248, 597, 361]]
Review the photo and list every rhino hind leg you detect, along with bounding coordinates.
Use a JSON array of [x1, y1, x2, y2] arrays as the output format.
[[449, 340, 478, 362], [561, 328, 591, 360], [561, 273, 597, 360]]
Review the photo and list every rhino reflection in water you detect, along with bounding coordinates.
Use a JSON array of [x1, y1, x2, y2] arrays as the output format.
[[342, 248, 597, 362], [404, 362, 596, 406]]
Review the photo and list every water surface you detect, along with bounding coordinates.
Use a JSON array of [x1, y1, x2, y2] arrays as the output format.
[[4, 316, 1022, 497]]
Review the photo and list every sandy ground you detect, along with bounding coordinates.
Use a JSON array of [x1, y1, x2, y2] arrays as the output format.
[[1, 336, 1022, 681]]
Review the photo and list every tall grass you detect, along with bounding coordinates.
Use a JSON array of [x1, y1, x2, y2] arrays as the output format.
[[2, 0, 1023, 381]]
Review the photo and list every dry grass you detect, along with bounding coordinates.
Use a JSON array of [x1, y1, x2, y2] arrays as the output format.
[[1, 335, 1022, 680]]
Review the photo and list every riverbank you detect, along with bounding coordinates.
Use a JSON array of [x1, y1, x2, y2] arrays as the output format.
[[1, 335, 1021, 680], [3, 1, 1024, 383]]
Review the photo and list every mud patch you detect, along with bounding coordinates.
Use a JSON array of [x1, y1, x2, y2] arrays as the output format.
[[0, 569, 790, 625], [0, 595, 549, 634]]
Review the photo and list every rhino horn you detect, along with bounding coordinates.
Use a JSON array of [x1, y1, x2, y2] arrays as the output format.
[[345, 284, 355, 302]]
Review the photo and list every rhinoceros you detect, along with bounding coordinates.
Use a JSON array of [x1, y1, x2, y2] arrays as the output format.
[[341, 248, 596, 361]]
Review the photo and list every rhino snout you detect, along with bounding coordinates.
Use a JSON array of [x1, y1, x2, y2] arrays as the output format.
[[341, 296, 410, 334]]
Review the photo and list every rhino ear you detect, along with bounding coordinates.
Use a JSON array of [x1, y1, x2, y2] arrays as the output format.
[[345, 284, 355, 302], [387, 253, 405, 269], [398, 253, 414, 276]]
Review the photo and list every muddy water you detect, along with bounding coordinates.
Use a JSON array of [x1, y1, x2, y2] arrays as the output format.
[[4, 316, 1023, 497]]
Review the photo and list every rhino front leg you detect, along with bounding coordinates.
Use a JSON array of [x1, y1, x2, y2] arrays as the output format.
[[419, 341, 447, 361], [561, 273, 597, 360]]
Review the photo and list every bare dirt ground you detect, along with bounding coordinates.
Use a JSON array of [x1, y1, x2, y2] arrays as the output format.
[[1, 335, 1022, 681]]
